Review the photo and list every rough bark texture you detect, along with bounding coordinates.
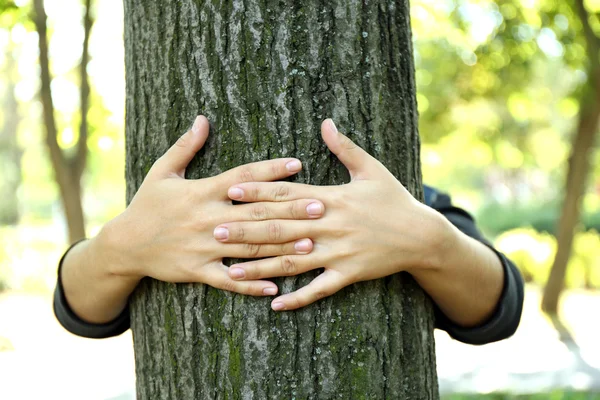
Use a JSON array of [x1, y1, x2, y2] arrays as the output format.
[[124, 1, 438, 398], [33, 0, 93, 243], [542, 0, 599, 314]]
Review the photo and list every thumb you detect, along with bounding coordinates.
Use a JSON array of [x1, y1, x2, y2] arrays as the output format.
[[151, 115, 209, 179], [321, 119, 378, 180]]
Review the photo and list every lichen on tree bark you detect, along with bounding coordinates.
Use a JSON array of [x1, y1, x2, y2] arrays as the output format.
[[124, 0, 438, 398]]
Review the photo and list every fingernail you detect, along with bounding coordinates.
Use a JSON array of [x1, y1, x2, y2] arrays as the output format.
[[192, 116, 202, 136], [230, 267, 245, 279], [213, 227, 229, 240], [228, 187, 244, 200], [263, 287, 277, 296], [328, 119, 338, 133], [272, 302, 285, 311], [306, 202, 323, 216], [286, 159, 302, 172], [294, 239, 312, 253]]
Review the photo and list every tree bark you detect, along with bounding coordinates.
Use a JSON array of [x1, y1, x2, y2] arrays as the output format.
[[541, 92, 599, 313], [542, 0, 599, 314], [33, 0, 93, 243], [75, 0, 93, 180], [124, 1, 438, 398]]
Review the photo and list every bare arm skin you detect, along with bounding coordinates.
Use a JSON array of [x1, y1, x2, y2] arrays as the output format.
[[408, 217, 504, 327], [217, 119, 504, 327], [60, 116, 325, 324]]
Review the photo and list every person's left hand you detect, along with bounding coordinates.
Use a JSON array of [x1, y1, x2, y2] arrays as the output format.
[[213, 119, 452, 311]]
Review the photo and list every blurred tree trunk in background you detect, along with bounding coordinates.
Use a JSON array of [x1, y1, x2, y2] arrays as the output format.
[[542, 0, 599, 314], [124, 0, 438, 398], [33, 0, 93, 243], [0, 38, 22, 225]]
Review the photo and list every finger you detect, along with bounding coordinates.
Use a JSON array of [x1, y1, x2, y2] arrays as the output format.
[[321, 118, 379, 180], [271, 269, 347, 311], [228, 254, 320, 280], [227, 199, 325, 221], [203, 263, 279, 296], [150, 115, 210, 179], [216, 238, 314, 260], [214, 220, 314, 244], [227, 181, 325, 203], [213, 157, 303, 193]]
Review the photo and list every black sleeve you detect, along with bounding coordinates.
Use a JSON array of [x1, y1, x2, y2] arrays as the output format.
[[53, 241, 131, 339], [429, 190, 524, 345]]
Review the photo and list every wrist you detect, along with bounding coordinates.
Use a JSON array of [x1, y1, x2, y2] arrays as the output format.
[[406, 203, 459, 275], [95, 212, 144, 282]]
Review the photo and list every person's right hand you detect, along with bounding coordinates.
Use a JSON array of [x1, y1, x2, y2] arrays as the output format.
[[98, 115, 325, 297]]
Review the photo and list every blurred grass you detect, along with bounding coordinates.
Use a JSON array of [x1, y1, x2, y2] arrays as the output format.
[[443, 391, 600, 399]]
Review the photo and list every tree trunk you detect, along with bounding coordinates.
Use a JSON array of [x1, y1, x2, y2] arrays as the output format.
[[124, 1, 437, 398], [542, 0, 599, 314], [541, 90, 599, 314], [33, 0, 93, 244], [0, 38, 22, 225]]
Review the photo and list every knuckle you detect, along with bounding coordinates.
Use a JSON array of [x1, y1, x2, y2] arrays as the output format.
[[268, 222, 283, 241], [245, 243, 262, 258], [239, 167, 255, 183], [250, 186, 261, 201], [341, 135, 358, 151], [280, 256, 297, 275], [329, 190, 348, 207], [175, 134, 188, 148], [314, 290, 328, 300], [288, 201, 299, 219], [251, 205, 270, 221], [198, 212, 217, 230], [289, 296, 302, 310], [272, 184, 290, 201], [196, 178, 217, 199], [233, 226, 245, 241], [221, 279, 237, 293]]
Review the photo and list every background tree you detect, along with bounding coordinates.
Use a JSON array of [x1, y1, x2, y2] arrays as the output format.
[[0, 33, 21, 225], [124, 0, 438, 398], [33, 0, 93, 243], [413, 0, 600, 303], [542, 0, 599, 314]]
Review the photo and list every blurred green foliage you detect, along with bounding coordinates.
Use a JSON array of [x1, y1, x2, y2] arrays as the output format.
[[412, 0, 600, 293], [0, 1, 17, 13], [415, 0, 593, 203]]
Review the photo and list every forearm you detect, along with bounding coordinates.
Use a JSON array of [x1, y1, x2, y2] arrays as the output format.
[[60, 226, 140, 324], [409, 213, 505, 327]]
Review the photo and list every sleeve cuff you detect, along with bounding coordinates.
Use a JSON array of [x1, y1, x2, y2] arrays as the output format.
[[434, 247, 524, 345], [53, 240, 131, 339]]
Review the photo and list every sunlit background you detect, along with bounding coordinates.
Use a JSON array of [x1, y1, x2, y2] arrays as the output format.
[[0, 0, 598, 399]]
